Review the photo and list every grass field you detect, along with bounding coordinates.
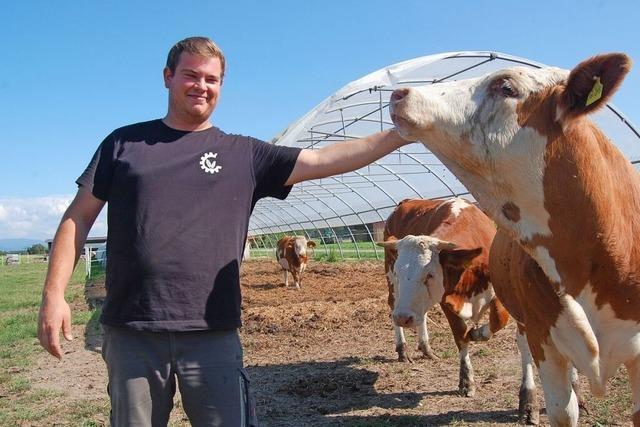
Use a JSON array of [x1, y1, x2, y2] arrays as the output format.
[[0, 257, 104, 426], [251, 241, 384, 261]]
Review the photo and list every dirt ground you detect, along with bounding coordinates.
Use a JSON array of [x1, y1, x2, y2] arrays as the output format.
[[30, 259, 632, 426]]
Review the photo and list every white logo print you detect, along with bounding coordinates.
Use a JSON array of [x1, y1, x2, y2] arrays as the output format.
[[200, 152, 222, 174]]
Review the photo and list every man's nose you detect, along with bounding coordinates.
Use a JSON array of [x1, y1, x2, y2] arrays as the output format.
[[193, 78, 206, 89]]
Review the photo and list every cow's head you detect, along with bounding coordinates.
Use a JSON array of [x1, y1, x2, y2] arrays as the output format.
[[377, 235, 482, 327], [390, 53, 631, 239], [291, 236, 311, 257]]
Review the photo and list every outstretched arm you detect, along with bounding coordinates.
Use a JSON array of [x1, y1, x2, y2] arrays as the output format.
[[38, 187, 105, 359], [285, 129, 410, 185]]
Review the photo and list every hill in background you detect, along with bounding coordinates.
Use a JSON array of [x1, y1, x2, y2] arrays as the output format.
[[0, 238, 46, 252]]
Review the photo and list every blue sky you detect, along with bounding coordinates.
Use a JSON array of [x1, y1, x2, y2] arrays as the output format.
[[1, 0, 639, 239]]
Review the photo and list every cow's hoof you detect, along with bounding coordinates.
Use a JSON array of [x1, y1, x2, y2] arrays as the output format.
[[418, 343, 439, 360], [397, 354, 413, 363], [468, 327, 489, 342], [520, 405, 540, 425], [519, 387, 539, 425], [459, 384, 476, 397]]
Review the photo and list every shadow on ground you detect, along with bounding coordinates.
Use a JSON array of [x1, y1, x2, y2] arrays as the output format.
[[246, 357, 520, 426]]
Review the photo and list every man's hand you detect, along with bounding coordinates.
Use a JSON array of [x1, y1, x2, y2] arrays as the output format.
[[38, 295, 74, 359]]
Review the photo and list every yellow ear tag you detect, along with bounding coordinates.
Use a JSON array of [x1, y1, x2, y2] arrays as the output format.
[[585, 77, 603, 106]]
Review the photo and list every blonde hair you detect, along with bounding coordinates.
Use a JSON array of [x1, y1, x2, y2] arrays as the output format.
[[166, 36, 225, 81]]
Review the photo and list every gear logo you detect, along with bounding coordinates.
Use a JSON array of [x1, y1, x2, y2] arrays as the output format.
[[200, 152, 222, 174]]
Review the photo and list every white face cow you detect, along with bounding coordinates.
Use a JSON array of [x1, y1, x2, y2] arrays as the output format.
[[381, 235, 481, 328], [390, 65, 569, 240]]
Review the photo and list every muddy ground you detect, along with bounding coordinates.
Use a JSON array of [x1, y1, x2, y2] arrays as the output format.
[[31, 259, 632, 426]]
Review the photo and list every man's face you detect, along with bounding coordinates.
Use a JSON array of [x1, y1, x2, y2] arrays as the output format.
[[163, 52, 222, 125]]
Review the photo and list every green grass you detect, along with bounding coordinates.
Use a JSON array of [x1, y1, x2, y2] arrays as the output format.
[[249, 241, 383, 260], [0, 259, 107, 425]]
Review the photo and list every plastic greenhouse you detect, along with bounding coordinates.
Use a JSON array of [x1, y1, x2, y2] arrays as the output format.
[[248, 51, 640, 260]]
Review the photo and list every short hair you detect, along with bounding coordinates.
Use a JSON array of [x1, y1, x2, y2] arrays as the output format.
[[166, 36, 226, 81]]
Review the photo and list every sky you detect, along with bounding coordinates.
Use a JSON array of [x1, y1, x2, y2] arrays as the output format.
[[1, 0, 639, 240]]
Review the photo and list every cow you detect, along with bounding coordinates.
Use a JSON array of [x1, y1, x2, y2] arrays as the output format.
[[389, 53, 638, 426], [378, 198, 517, 400], [276, 235, 316, 289]]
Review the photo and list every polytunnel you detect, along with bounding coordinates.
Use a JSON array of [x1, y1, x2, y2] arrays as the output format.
[[248, 51, 640, 260]]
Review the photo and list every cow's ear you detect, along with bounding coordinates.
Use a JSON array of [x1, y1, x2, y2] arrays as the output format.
[[440, 247, 483, 269], [307, 241, 317, 248], [376, 236, 398, 249], [433, 238, 457, 251], [561, 53, 631, 119]]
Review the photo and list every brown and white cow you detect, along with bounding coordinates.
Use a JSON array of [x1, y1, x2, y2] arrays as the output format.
[[276, 235, 316, 289], [390, 53, 639, 426], [378, 197, 514, 399]]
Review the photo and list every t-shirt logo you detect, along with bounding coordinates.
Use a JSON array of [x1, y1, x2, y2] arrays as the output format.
[[200, 152, 222, 174]]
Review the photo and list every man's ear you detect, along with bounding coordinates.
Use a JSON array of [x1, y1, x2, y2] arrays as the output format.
[[439, 247, 483, 270], [163, 67, 173, 89], [560, 53, 631, 119]]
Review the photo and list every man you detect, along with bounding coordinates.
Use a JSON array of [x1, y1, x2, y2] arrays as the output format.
[[37, 36, 407, 426]]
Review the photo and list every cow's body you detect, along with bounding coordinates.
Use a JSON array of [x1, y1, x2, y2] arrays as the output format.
[[381, 197, 514, 400], [276, 236, 316, 289], [390, 53, 639, 426]]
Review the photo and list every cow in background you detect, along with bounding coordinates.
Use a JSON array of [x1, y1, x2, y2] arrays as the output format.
[[379, 198, 514, 399], [390, 53, 638, 426], [276, 236, 316, 289]]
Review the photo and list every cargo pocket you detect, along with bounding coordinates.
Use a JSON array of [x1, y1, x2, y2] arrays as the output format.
[[239, 368, 259, 427]]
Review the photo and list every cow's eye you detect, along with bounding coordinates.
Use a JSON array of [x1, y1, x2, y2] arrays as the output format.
[[426, 273, 434, 280], [501, 79, 518, 98]]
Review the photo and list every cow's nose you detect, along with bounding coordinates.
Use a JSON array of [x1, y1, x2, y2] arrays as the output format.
[[393, 314, 414, 327], [391, 88, 410, 103]]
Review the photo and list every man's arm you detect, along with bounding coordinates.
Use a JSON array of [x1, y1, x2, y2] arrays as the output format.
[[285, 129, 410, 185], [38, 187, 105, 359]]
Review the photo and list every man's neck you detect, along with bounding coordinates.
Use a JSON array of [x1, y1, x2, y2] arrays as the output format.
[[162, 115, 212, 132]]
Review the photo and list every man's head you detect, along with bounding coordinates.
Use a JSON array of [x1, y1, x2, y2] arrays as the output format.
[[163, 37, 226, 130], [165, 37, 226, 81]]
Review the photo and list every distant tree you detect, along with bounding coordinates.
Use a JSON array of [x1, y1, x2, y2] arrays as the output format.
[[27, 243, 47, 255]]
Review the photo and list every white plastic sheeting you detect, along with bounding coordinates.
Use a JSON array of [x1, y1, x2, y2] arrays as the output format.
[[249, 51, 640, 254]]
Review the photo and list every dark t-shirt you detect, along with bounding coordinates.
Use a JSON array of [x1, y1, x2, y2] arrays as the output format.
[[77, 119, 301, 331]]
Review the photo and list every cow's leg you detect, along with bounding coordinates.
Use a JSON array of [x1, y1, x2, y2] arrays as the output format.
[[283, 270, 289, 287], [538, 342, 579, 427], [441, 303, 475, 397], [625, 357, 640, 427], [570, 366, 588, 415], [394, 324, 411, 362], [291, 269, 301, 289], [469, 297, 510, 341], [417, 315, 438, 360], [516, 327, 539, 425]]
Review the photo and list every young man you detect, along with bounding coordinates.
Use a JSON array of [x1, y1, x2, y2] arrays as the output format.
[[38, 36, 407, 426]]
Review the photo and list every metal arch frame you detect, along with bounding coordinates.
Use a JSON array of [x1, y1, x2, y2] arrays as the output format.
[[260, 193, 331, 250], [287, 185, 355, 258], [249, 54, 500, 257]]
